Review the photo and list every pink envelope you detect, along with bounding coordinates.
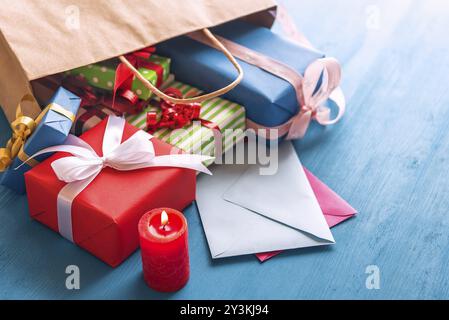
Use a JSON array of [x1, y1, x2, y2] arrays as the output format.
[[256, 168, 357, 262]]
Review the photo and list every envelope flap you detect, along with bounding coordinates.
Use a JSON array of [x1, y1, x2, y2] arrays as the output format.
[[223, 143, 334, 242], [196, 162, 334, 259]]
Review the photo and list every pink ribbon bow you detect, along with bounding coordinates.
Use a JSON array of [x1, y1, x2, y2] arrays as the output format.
[[189, 33, 346, 140], [286, 58, 345, 140], [146, 87, 220, 133]]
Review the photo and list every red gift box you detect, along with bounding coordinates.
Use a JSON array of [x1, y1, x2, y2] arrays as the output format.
[[25, 118, 197, 267]]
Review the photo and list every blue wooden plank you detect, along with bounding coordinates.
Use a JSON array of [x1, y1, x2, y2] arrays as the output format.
[[1, 0, 449, 299]]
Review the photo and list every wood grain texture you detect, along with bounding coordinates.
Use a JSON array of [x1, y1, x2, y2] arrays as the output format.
[[1, 0, 449, 299]]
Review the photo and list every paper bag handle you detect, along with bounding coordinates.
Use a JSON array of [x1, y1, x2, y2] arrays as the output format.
[[119, 28, 243, 104]]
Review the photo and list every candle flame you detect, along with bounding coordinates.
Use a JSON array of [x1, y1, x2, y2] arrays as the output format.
[[161, 210, 169, 227]]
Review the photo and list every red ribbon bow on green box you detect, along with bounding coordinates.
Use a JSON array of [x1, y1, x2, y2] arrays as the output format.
[[146, 88, 220, 134], [113, 46, 164, 110]]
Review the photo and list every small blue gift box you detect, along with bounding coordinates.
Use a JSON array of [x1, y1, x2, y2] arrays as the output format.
[[0, 87, 81, 194], [157, 20, 324, 129]]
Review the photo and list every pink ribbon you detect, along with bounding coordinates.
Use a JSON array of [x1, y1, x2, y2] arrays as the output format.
[[189, 30, 346, 140], [263, 58, 345, 140]]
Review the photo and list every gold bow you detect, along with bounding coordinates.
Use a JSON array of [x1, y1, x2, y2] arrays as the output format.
[[0, 94, 76, 172]]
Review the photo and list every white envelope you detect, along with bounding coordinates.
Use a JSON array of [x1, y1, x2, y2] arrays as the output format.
[[196, 142, 335, 259]]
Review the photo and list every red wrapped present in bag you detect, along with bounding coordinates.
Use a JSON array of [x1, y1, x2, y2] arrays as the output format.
[[24, 116, 211, 267]]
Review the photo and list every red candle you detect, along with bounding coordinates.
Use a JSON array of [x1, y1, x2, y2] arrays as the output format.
[[138, 208, 189, 292]]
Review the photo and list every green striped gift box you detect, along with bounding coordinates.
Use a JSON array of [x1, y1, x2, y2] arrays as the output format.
[[127, 80, 246, 165]]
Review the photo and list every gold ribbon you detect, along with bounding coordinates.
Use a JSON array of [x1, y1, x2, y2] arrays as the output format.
[[0, 94, 76, 172]]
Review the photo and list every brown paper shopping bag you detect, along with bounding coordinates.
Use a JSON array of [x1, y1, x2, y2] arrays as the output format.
[[0, 0, 276, 122]]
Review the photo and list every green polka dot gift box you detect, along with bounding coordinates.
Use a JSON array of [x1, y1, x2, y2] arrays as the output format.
[[66, 55, 170, 101], [127, 79, 246, 165]]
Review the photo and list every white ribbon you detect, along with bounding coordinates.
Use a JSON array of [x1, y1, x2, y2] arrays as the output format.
[[27, 116, 213, 242]]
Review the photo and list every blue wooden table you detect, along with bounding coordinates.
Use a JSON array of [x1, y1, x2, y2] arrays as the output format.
[[1, 0, 449, 299]]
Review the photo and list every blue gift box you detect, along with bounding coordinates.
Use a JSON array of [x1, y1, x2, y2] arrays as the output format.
[[157, 20, 325, 129], [0, 87, 81, 194]]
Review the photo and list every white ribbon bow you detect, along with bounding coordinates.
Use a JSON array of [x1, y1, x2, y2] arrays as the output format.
[[287, 58, 346, 140], [27, 116, 213, 241]]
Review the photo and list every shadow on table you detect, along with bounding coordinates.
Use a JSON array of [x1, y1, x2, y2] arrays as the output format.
[[208, 244, 336, 266], [125, 272, 179, 300]]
